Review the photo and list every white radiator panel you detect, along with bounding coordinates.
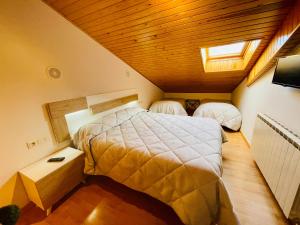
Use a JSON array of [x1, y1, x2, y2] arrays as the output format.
[[251, 114, 300, 221]]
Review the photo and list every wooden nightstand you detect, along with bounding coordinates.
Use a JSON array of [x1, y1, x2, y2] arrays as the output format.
[[185, 99, 200, 116], [19, 147, 85, 215]]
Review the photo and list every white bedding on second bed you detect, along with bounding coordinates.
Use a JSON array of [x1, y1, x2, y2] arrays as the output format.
[[149, 100, 187, 116], [193, 102, 242, 131], [74, 107, 239, 225]]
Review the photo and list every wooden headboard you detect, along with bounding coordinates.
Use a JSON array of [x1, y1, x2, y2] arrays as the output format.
[[46, 93, 138, 143], [46, 97, 88, 143], [90, 94, 138, 114]]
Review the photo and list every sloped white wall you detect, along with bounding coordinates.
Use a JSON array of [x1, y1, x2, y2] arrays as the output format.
[[232, 65, 300, 144], [0, 0, 163, 207]]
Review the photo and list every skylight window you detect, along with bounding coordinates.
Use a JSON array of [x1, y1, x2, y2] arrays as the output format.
[[208, 42, 246, 59], [200, 39, 261, 72]]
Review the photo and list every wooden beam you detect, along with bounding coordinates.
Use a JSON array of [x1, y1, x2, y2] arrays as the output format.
[[247, 0, 300, 86]]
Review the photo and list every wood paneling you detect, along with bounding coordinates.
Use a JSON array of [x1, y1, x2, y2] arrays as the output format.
[[247, 0, 300, 85], [90, 94, 138, 114], [47, 97, 88, 143], [44, 0, 295, 92], [17, 132, 289, 225]]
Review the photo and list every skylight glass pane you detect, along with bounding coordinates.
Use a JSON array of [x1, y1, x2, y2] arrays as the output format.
[[208, 42, 245, 58]]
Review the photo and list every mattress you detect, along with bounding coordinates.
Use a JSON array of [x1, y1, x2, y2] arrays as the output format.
[[74, 107, 239, 225], [193, 103, 242, 131]]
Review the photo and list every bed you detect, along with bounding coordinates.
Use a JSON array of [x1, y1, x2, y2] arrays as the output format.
[[149, 100, 188, 116], [193, 101, 242, 131], [73, 107, 239, 225]]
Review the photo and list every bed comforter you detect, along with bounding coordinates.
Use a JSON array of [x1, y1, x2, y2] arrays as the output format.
[[74, 108, 239, 225], [193, 103, 242, 131], [149, 100, 188, 116]]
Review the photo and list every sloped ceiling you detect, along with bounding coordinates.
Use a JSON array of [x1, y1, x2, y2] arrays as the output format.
[[44, 0, 294, 92]]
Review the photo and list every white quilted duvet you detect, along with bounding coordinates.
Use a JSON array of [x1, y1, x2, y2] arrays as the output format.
[[193, 103, 242, 131], [74, 108, 239, 225]]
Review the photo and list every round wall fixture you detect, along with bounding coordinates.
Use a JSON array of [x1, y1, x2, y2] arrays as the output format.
[[47, 67, 61, 79]]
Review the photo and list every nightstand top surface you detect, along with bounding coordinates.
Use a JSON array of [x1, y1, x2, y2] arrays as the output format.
[[20, 147, 83, 182]]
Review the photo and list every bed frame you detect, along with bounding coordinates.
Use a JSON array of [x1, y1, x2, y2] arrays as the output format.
[[46, 91, 138, 144]]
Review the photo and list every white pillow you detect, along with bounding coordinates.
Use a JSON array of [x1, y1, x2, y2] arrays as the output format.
[[149, 101, 187, 116]]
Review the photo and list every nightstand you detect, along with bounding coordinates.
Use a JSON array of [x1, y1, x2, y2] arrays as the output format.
[[19, 147, 85, 215], [185, 99, 200, 116]]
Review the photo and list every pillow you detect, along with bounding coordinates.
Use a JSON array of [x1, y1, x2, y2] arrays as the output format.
[[201, 99, 232, 104], [162, 98, 186, 108], [73, 107, 145, 148], [149, 100, 188, 116]]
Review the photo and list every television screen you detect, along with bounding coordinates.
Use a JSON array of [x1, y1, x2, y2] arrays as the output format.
[[272, 55, 300, 89]]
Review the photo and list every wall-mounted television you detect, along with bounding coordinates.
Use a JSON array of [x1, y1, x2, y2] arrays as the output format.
[[272, 55, 300, 89]]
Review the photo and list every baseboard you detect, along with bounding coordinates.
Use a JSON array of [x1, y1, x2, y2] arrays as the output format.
[[240, 130, 251, 148]]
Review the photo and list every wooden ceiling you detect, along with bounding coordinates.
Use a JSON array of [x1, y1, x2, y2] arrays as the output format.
[[44, 0, 295, 92]]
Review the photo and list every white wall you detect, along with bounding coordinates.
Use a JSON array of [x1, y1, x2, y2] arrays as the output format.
[[164, 93, 231, 101], [0, 0, 163, 207], [232, 66, 300, 144]]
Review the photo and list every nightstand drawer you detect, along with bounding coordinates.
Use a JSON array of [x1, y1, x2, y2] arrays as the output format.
[[37, 155, 84, 209]]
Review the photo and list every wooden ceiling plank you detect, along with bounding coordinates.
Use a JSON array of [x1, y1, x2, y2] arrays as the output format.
[[44, 0, 294, 92], [81, 0, 287, 37], [112, 39, 269, 57], [121, 52, 265, 75], [69, 0, 153, 23], [90, 8, 286, 45], [110, 28, 276, 54], [104, 20, 280, 50], [76, 0, 199, 28], [116, 44, 267, 62], [95, 8, 288, 44], [98, 21, 283, 52], [117, 46, 267, 63], [114, 49, 267, 73], [79, 0, 264, 34], [100, 16, 283, 46], [45, 0, 80, 10], [112, 33, 272, 54], [125, 58, 258, 69], [60, 0, 121, 16], [44, 0, 60, 4], [115, 40, 268, 57]]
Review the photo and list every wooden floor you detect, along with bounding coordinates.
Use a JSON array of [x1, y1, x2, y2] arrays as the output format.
[[17, 132, 289, 225], [222, 132, 289, 225]]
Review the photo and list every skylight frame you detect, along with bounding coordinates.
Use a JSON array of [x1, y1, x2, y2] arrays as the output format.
[[200, 39, 261, 73], [207, 42, 249, 60]]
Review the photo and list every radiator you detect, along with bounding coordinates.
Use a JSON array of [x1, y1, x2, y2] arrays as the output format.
[[251, 113, 300, 222]]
